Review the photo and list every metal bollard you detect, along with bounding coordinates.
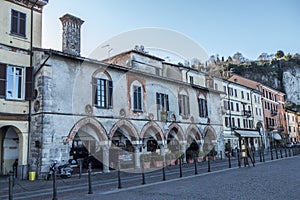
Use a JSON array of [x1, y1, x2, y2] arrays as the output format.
[[162, 159, 166, 181], [252, 150, 255, 164], [194, 154, 198, 175], [275, 147, 278, 159], [270, 148, 274, 160], [280, 147, 283, 158], [52, 169, 57, 200], [288, 148, 291, 157], [259, 148, 262, 162], [88, 162, 93, 194], [220, 151, 222, 160], [228, 153, 231, 168], [285, 147, 287, 157], [78, 159, 83, 179], [9, 172, 13, 200], [262, 148, 265, 162], [179, 157, 182, 178], [237, 150, 241, 168], [141, 157, 145, 185], [207, 154, 211, 172], [117, 160, 122, 189]]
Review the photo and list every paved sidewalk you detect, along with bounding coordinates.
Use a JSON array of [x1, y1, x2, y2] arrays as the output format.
[[0, 155, 299, 199]]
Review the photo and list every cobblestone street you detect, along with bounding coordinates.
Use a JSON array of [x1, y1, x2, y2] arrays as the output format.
[[1, 154, 299, 200]]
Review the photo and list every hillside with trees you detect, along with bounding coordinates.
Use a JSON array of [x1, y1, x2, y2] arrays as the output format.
[[204, 50, 300, 111]]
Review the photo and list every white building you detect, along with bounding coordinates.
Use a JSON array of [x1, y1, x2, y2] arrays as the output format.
[[222, 79, 264, 151], [29, 14, 224, 176]]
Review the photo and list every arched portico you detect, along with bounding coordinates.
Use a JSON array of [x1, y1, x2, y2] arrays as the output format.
[[185, 125, 202, 162], [68, 117, 110, 172], [203, 125, 217, 155], [166, 123, 186, 162], [109, 120, 139, 169], [0, 125, 25, 175]]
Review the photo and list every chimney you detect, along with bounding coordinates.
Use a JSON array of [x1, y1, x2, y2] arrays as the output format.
[[60, 14, 84, 56]]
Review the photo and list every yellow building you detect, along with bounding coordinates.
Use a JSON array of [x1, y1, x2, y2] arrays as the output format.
[[0, 0, 48, 177]]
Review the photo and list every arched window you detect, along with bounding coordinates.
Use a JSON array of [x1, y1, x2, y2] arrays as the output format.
[[178, 89, 190, 117], [92, 70, 113, 109], [131, 80, 143, 112], [198, 93, 208, 118]]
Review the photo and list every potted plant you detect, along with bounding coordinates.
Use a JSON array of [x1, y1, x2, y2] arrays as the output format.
[[197, 150, 205, 162], [140, 153, 151, 169], [210, 147, 218, 160], [154, 154, 164, 168], [166, 152, 176, 165], [174, 151, 183, 165]]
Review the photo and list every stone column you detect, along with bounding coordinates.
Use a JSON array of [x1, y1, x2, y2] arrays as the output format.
[[159, 144, 166, 164], [102, 145, 110, 173], [133, 146, 141, 169], [180, 142, 187, 163]]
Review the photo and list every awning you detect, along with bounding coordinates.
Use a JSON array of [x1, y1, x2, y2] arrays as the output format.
[[234, 130, 260, 138], [273, 133, 282, 140]]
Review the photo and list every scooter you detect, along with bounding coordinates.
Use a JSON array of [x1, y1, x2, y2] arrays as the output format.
[[46, 160, 73, 180]]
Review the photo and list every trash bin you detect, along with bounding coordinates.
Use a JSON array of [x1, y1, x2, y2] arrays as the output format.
[[28, 172, 36, 181]]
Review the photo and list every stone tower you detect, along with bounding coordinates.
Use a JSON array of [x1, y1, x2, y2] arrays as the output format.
[[60, 14, 84, 56]]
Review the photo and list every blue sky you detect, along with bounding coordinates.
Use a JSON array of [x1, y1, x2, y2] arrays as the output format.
[[42, 0, 300, 61]]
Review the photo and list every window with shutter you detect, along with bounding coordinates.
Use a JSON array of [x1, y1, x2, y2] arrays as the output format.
[[179, 94, 190, 116], [133, 85, 142, 112], [11, 9, 26, 37], [198, 98, 208, 118], [6, 65, 25, 100], [0, 63, 6, 98], [156, 93, 169, 112], [94, 78, 113, 109], [25, 67, 33, 100]]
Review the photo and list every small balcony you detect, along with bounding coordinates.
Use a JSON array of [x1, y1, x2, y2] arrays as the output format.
[[243, 110, 252, 118], [271, 110, 278, 116]]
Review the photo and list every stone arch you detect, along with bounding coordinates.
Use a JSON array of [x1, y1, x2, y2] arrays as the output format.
[[68, 117, 108, 141], [109, 119, 139, 141], [140, 121, 164, 141], [203, 125, 217, 140], [178, 86, 189, 96], [0, 125, 23, 175], [186, 124, 202, 141], [166, 122, 185, 142], [202, 125, 217, 154], [92, 68, 112, 80]]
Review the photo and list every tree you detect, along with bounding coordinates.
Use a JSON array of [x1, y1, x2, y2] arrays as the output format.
[[284, 53, 292, 60], [275, 50, 284, 59], [232, 52, 246, 63], [258, 52, 269, 61], [293, 53, 300, 59]]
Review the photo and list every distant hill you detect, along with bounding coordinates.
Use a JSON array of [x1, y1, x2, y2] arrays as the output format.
[[226, 58, 300, 111]]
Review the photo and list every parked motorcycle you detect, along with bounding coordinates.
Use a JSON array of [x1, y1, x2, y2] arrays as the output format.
[[46, 160, 73, 180]]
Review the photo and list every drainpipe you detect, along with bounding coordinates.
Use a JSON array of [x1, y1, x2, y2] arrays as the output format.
[[27, 0, 39, 178]]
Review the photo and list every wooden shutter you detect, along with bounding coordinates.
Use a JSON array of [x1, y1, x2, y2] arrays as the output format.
[[25, 67, 33, 100], [166, 94, 169, 111], [92, 78, 97, 106], [108, 80, 113, 108], [0, 63, 6, 98]]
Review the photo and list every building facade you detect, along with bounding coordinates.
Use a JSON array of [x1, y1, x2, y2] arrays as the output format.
[[286, 109, 298, 143], [28, 14, 224, 176], [228, 74, 287, 149], [0, 0, 48, 177], [222, 79, 264, 151]]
